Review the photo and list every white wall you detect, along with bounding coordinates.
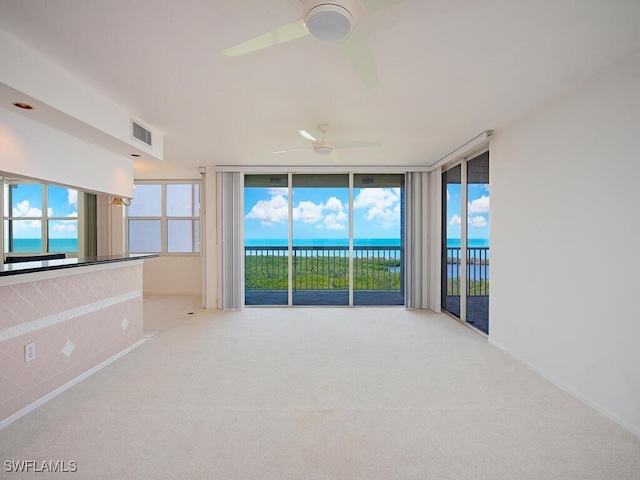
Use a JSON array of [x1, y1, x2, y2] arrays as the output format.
[[133, 166, 205, 298], [0, 108, 133, 197], [490, 49, 640, 436], [143, 256, 202, 295], [0, 30, 163, 161]]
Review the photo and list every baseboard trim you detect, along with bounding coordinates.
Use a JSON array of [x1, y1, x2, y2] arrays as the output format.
[[488, 339, 640, 439], [0, 338, 146, 431]]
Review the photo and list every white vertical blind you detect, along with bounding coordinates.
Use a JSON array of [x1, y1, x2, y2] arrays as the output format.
[[428, 167, 442, 312], [217, 172, 244, 309], [405, 172, 430, 309]]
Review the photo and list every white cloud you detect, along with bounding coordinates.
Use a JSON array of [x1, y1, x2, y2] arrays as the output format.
[[12, 200, 43, 218], [447, 189, 451, 201], [68, 189, 78, 207], [53, 223, 77, 233], [324, 196, 344, 211], [245, 194, 288, 226], [246, 194, 346, 228], [468, 195, 489, 214], [484, 184, 490, 193], [268, 187, 288, 196], [354, 188, 400, 228], [12, 219, 41, 231], [67, 212, 78, 218], [292, 200, 324, 224], [324, 211, 347, 230], [449, 214, 462, 226], [354, 188, 398, 209], [469, 216, 488, 228]]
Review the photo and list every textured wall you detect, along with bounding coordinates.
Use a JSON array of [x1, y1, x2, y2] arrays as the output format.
[[490, 49, 640, 436], [0, 263, 143, 422]]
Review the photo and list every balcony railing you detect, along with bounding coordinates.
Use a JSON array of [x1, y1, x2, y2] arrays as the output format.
[[445, 247, 490, 296], [245, 245, 402, 292]]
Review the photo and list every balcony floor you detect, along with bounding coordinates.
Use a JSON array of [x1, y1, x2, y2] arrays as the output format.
[[245, 290, 404, 306], [444, 295, 489, 334], [245, 291, 488, 335]]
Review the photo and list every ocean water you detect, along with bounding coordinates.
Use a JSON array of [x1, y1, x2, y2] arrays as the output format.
[[11, 238, 78, 253], [446, 238, 490, 248], [245, 238, 402, 247], [245, 238, 489, 248]]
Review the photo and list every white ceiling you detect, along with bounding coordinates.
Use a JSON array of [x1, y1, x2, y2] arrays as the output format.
[[1, 0, 639, 173]]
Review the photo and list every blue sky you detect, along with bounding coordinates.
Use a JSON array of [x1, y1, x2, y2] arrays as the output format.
[[8, 184, 78, 239], [446, 183, 490, 240], [245, 182, 490, 242], [244, 186, 402, 240]]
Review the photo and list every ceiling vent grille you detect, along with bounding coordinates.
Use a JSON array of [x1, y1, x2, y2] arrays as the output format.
[[132, 120, 152, 147]]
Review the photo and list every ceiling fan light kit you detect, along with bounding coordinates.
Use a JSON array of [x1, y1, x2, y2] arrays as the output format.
[[222, 0, 407, 89], [313, 143, 334, 155], [304, 4, 353, 42]]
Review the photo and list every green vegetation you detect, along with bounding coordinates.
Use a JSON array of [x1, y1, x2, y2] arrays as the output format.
[[245, 254, 401, 291], [246, 254, 489, 296], [446, 257, 490, 266], [446, 278, 489, 296]]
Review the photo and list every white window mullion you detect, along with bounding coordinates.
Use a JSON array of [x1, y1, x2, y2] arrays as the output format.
[[460, 160, 468, 322], [288, 172, 293, 306], [41, 185, 48, 253], [348, 172, 354, 306], [0, 178, 4, 258], [161, 183, 167, 253]]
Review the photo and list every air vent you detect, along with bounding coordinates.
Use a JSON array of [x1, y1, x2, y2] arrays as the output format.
[[132, 120, 152, 147]]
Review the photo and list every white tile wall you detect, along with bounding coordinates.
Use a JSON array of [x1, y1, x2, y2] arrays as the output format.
[[0, 263, 144, 422]]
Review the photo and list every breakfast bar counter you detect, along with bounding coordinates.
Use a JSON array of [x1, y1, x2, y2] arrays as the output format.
[[0, 254, 157, 426]]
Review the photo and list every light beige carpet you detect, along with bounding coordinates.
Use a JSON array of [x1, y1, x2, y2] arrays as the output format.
[[1, 296, 639, 479]]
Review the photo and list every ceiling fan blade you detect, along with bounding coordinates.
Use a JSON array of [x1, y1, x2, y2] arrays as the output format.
[[339, 25, 379, 89], [223, 20, 309, 56], [332, 141, 382, 149], [359, 0, 407, 15], [272, 147, 313, 154], [330, 150, 342, 164], [297, 130, 317, 142]]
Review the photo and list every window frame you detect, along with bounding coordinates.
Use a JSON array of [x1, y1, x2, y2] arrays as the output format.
[[3, 180, 79, 257], [126, 180, 201, 256]]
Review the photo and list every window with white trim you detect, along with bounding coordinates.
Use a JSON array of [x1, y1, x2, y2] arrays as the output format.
[[127, 182, 200, 254], [3, 180, 79, 254]]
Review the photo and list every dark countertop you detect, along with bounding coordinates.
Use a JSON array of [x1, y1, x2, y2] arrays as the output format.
[[0, 254, 159, 278]]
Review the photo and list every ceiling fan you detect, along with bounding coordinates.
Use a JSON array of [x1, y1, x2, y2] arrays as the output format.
[[272, 124, 382, 162], [222, 0, 407, 89]]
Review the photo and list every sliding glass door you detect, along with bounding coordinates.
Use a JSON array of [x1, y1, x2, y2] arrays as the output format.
[[466, 153, 490, 331], [244, 174, 289, 306], [292, 174, 349, 306], [441, 152, 490, 334], [243, 173, 405, 307], [353, 174, 404, 306], [442, 165, 462, 318]]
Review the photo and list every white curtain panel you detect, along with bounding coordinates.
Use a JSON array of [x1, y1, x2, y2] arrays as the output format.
[[405, 172, 429, 309], [217, 171, 244, 309]]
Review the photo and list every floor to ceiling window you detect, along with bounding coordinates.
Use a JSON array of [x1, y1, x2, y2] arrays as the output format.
[[243, 173, 404, 307], [442, 151, 490, 334], [466, 153, 490, 332], [442, 165, 462, 318], [353, 174, 404, 306], [244, 174, 289, 306], [292, 174, 350, 306]]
